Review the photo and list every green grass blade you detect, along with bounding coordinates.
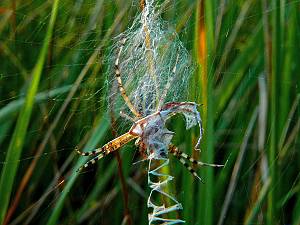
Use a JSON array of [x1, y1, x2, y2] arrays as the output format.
[[293, 193, 300, 225], [217, 108, 258, 225], [216, 24, 263, 113], [244, 179, 271, 225], [0, 0, 60, 223], [76, 159, 117, 220], [46, 114, 110, 225], [0, 1, 299, 224], [279, 3, 297, 132], [0, 85, 72, 123], [197, 1, 215, 225], [267, 0, 281, 224]]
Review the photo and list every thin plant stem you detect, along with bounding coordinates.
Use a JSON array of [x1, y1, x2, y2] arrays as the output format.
[[267, 0, 281, 224], [110, 96, 133, 225]]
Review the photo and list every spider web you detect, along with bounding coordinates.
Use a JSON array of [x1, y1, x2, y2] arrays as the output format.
[[0, 0, 299, 225], [107, 1, 199, 223], [107, 0, 193, 119]]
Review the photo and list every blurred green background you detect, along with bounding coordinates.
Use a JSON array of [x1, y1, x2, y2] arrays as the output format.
[[0, 0, 299, 224]]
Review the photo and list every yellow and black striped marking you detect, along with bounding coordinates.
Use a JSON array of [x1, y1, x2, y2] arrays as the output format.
[[169, 145, 223, 182], [169, 144, 224, 167], [76, 132, 137, 172], [76, 153, 105, 172], [169, 145, 202, 181], [115, 38, 141, 118]]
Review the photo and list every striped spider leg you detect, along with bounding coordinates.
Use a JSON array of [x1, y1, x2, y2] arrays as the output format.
[[76, 132, 137, 172], [76, 38, 222, 177], [115, 37, 141, 118], [76, 103, 223, 177], [135, 142, 224, 181], [76, 37, 142, 172], [75, 108, 156, 172], [169, 145, 224, 182], [75, 110, 160, 172]]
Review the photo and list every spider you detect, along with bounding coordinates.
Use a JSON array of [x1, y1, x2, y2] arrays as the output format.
[[76, 38, 223, 181]]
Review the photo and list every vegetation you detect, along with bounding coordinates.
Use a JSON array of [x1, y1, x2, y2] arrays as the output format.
[[0, 0, 299, 224]]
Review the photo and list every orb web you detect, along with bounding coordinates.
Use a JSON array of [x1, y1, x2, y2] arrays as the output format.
[[105, 1, 199, 224], [107, 0, 194, 119]]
